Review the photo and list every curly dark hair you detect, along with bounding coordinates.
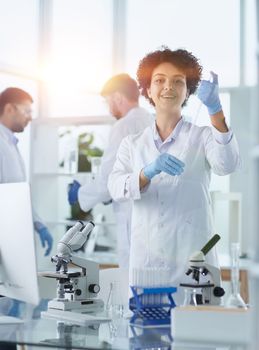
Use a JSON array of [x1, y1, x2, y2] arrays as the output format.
[[136, 46, 203, 106]]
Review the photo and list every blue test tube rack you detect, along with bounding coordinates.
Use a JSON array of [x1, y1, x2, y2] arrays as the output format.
[[129, 285, 177, 327]]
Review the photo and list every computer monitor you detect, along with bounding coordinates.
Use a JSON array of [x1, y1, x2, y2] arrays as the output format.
[[0, 182, 40, 305]]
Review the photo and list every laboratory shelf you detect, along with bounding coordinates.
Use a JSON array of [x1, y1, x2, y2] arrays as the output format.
[[45, 219, 115, 226]]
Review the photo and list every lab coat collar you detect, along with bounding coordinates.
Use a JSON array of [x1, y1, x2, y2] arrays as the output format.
[[152, 116, 184, 143], [124, 106, 144, 119], [0, 123, 19, 145]]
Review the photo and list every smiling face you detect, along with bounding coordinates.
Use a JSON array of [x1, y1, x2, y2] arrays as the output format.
[[147, 62, 189, 113]]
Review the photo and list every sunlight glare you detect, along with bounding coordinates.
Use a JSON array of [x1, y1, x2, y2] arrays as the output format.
[[39, 58, 109, 95]]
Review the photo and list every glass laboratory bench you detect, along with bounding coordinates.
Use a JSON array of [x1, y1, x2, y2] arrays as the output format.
[[0, 298, 252, 350]]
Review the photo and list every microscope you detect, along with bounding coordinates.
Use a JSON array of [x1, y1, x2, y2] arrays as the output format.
[[40, 221, 104, 314], [180, 234, 225, 305]]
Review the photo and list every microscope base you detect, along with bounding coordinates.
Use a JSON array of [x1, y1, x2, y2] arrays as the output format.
[[48, 298, 104, 312], [41, 308, 111, 326]]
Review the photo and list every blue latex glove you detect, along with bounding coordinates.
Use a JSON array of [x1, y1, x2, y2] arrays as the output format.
[[143, 153, 185, 180], [68, 180, 81, 205], [34, 222, 53, 256], [8, 299, 22, 317], [197, 71, 222, 115]]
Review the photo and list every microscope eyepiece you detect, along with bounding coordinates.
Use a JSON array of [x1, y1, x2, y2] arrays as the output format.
[[193, 268, 200, 282], [201, 267, 209, 276], [200, 234, 221, 256]]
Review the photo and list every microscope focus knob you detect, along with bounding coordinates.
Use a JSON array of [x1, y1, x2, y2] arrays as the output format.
[[213, 286, 225, 297], [88, 284, 100, 294]]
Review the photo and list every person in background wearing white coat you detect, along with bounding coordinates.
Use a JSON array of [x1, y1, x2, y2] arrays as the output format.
[[67, 74, 153, 268], [0, 87, 54, 322], [108, 47, 240, 300], [0, 87, 53, 256]]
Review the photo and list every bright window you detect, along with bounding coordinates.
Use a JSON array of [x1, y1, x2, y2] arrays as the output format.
[[0, 0, 39, 72], [125, 0, 240, 87], [43, 0, 113, 117], [244, 0, 257, 86]]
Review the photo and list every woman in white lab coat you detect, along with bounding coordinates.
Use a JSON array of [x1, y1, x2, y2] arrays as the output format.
[[108, 47, 240, 295]]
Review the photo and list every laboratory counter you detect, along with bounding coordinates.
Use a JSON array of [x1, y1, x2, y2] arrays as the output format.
[[0, 298, 251, 350]]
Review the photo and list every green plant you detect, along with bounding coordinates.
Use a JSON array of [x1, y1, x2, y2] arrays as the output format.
[[77, 132, 103, 172], [71, 131, 103, 220]]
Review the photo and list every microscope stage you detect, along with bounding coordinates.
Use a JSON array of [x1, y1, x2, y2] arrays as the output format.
[[179, 283, 214, 288], [38, 271, 81, 279]]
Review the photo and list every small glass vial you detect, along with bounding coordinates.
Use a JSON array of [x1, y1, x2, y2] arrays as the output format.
[[182, 288, 198, 306]]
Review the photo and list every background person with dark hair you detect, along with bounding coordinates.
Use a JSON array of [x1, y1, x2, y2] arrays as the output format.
[[0, 87, 53, 331], [0, 87, 53, 256], [68, 74, 153, 268]]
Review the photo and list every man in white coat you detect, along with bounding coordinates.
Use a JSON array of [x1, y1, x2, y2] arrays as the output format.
[[0, 87, 53, 256], [68, 74, 153, 268], [0, 87, 54, 323], [108, 48, 241, 302]]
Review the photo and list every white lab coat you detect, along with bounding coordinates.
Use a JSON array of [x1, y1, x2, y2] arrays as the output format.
[[0, 124, 26, 182], [78, 107, 153, 268], [0, 124, 29, 312], [0, 124, 43, 224], [108, 121, 241, 292]]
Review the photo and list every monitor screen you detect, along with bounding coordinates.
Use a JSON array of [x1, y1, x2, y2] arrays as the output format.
[[0, 182, 39, 305]]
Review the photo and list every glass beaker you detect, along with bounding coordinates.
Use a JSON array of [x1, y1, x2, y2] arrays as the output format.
[[63, 136, 78, 174], [106, 281, 124, 317], [182, 288, 198, 306], [90, 156, 101, 175], [225, 243, 247, 309]]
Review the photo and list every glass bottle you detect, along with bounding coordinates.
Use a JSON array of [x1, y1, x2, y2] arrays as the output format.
[[106, 281, 124, 317], [225, 243, 247, 309]]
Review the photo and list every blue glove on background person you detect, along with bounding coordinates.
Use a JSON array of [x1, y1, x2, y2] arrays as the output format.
[[34, 221, 53, 256], [8, 299, 21, 317], [143, 153, 185, 180], [197, 71, 222, 115], [68, 180, 81, 205]]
